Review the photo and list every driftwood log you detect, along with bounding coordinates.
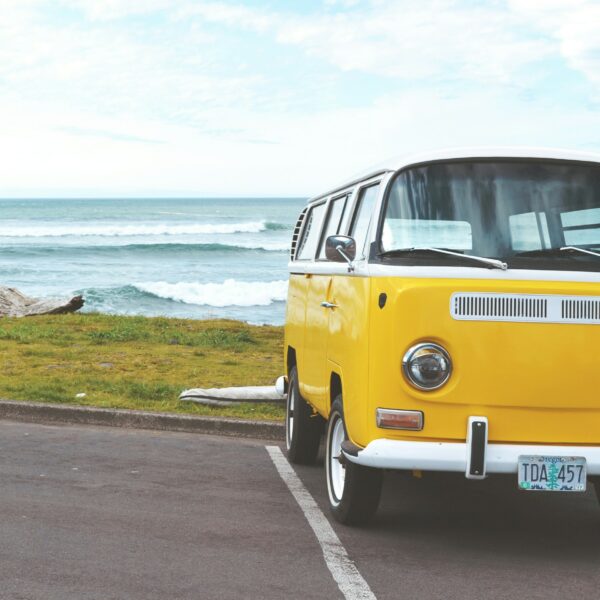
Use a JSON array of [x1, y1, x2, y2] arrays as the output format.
[[0, 287, 84, 317], [180, 386, 286, 406]]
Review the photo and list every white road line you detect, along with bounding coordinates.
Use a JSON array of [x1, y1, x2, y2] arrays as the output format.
[[266, 445, 377, 600]]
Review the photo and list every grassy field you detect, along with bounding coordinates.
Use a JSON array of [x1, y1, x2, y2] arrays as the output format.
[[0, 314, 285, 421]]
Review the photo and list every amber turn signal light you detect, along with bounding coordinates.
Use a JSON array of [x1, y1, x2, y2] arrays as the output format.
[[376, 408, 424, 430]]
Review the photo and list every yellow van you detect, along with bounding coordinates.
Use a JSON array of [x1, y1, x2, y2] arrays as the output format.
[[282, 148, 600, 525]]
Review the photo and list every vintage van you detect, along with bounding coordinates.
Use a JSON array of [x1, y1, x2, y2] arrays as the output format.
[[282, 148, 600, 525]]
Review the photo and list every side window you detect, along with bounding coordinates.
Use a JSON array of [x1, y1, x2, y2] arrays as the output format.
[[350, 184, 380, 257], [296, 202, 327, 260], [318, 195, 348, 259]]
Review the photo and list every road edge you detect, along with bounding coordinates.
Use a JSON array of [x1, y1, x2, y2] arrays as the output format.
[[0, 399, 284, 441]]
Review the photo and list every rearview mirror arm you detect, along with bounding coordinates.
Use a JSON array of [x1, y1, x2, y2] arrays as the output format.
[[336, 246, 355, 273]]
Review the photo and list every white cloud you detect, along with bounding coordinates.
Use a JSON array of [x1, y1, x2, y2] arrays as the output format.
[[509, 0, 600, 87], [0, 2, 262, 125], [176, 1, 552, 84], [172, 0, 600, 92], [174, 2, 275, 32], [0, 0, 599, 197], [58, 0, 173, 21], [324, 0, 362, 7], [274, 1, 552, 83]]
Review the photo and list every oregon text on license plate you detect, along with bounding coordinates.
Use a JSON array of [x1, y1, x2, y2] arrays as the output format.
[[518, 455, 586, 492]]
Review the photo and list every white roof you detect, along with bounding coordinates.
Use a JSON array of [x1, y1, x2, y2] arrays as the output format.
[[309, 146, 600, 203]]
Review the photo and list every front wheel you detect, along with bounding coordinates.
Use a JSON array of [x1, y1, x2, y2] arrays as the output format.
[[592, 478, 600, 504], [326, 397, 382, 525]]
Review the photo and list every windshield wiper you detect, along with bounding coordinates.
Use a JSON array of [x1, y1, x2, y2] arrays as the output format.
[[561, 246, 600, 259], [378, 247, 508, 270], [512, 247, 600, 260]]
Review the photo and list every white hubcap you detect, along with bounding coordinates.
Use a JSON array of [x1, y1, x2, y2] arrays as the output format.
[[329, 417, 346, 502], [285, 386, 295, 450]]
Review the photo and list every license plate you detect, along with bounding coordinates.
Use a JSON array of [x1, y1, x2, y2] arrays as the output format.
[[518, 455, 586, 492]]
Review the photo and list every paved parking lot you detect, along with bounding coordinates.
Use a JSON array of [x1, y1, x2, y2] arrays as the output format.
[[1, 420, 599, 599]]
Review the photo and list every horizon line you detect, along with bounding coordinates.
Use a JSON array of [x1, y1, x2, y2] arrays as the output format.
[[0, 196, 309, 201]]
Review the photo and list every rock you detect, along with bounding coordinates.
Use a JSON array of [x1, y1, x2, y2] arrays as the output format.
[[0, 287, 84, 318]]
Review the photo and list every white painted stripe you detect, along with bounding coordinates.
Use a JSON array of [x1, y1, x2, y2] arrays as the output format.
[[266, 445, 376, 600]]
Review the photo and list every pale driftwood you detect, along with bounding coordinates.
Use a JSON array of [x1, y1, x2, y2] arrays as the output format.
[[0, 287, 84, 318], [180, 386, 286, 406]]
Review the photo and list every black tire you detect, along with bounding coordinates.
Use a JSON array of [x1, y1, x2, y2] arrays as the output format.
[[592, 478, 600, 503], [285, 366, 324, 465], [326, 397, 382, 525]]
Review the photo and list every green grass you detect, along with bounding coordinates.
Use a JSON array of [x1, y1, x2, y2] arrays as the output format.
[[0, 313, 285, 421]]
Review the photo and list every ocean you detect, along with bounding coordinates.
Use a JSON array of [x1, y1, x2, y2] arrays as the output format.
[[0, 198, 306, 325]]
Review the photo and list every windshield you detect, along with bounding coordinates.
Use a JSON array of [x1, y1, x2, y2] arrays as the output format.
[[379, 160, 600, 270]]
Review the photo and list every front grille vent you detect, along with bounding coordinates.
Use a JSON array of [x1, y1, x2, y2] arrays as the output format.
[[451, 293, 600, 324], [453, 295, 547, 319], [562, 298, 600, 321]]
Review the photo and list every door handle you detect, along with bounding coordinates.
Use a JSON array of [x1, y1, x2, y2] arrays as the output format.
[[320, 301, 338, 309]]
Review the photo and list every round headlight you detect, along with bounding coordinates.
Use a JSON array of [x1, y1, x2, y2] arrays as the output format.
[[402, 343, 452, 390]]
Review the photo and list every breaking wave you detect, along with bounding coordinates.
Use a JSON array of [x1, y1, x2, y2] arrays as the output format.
[[0, 220, 287, 238], [134, 279, 289, 307], [2, 241, 289, 254]]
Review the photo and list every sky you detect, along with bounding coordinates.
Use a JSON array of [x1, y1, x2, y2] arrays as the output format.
[[1, 0, 600, 198]]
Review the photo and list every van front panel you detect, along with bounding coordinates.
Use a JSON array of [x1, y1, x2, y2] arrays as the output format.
[[362, 276, 600, 447]]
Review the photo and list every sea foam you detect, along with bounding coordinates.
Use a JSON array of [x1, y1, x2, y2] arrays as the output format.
[[135, 279, 289, 307], [0, 221, 277, 237], [6, 241, 290, 254]]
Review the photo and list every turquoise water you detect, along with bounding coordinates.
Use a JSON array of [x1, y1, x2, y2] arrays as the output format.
[[0, 198, 306, 324]]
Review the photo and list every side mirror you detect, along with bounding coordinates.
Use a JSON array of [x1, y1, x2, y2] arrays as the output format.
[[325, 235, 356, 270]]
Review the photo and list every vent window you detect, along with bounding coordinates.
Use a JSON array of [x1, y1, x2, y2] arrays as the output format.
[[290, 207, 308, 261], [296, 202, 327, 260]]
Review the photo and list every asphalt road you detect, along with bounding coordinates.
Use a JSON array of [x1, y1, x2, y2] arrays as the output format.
[[1, 421, 599, 599]]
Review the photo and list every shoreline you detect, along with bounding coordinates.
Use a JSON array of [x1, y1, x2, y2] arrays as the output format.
[[0, 197, 299, 328]]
